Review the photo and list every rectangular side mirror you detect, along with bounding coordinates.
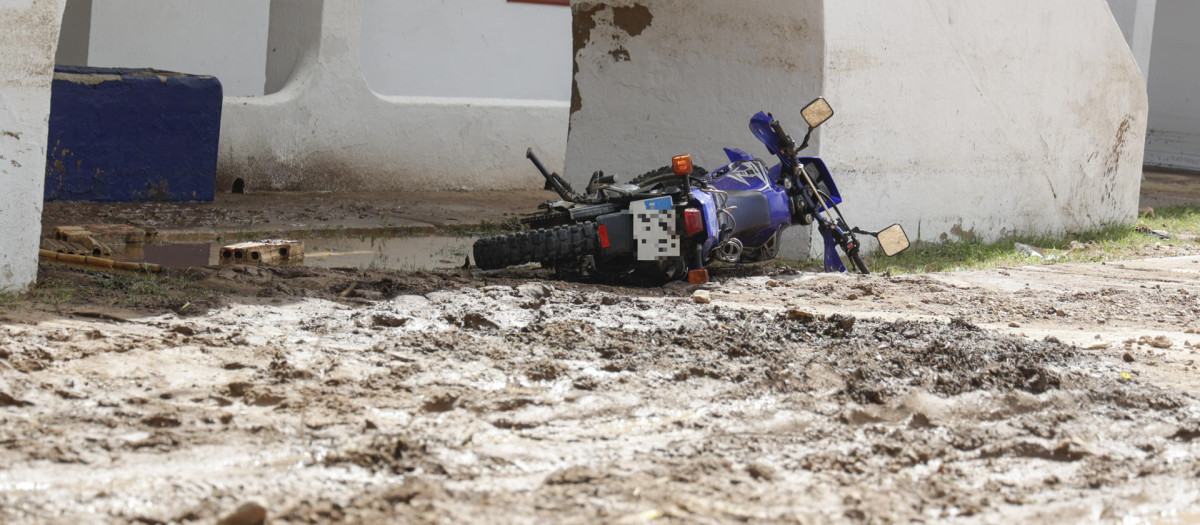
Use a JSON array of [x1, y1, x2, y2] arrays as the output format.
[[801, 97, 834, 129], [876, 224, 910, 257]]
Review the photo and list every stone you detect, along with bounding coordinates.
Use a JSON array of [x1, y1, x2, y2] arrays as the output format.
[[216, 502, 267, 525], [692, 290, 712, 304], [1148, 336, 1173, 349], [787, 309, 815, 322]]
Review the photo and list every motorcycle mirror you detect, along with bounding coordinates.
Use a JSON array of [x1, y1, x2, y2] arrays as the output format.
[[801, 97, 834, 129], [874, 224, 910, 257]]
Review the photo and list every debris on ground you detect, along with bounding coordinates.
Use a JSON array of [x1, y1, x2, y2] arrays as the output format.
[[4, 256, 1200, 523]]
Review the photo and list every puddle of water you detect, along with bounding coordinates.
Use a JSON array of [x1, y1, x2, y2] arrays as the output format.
[[114, 235, 476, 271]]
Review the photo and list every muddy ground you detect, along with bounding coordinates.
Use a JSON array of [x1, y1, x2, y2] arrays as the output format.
[[3, 250, 1200, 524], [4, 171, 1200, 524]]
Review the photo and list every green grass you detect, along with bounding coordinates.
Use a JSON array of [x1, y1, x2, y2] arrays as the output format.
[[853, 205, 1200, 274]]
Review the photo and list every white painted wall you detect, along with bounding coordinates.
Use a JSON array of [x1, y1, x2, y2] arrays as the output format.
[[218, 0, 569, 192], [1106, 0, 1156, 80], [567, 0, 1146, 259], [0, 0, 67, 291], [566, 0, 825, 183], [86, 0, 269, 96], [1144, 0, 1200, 171], [822, 0, 1145, 244], [361, 0, 571, 101], [78, 0, 573, 101]]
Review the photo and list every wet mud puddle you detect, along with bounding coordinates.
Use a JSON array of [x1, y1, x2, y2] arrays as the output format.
[[119, 235, 475, 271]]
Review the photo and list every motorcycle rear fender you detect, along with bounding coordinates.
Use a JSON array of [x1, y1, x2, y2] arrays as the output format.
[[596, 212, 634, 256]]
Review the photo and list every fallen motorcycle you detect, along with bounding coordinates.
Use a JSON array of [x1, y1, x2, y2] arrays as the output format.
[[473, 97, 910, 284]]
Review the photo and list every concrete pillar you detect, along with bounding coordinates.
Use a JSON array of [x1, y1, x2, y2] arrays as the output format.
[[567, 0, 1147, 257], [1143, 1, 1200, 171], [822, 0, 1146, 243], [218, 0, 568, 192], [55, 0, 91, 66], [1106, 0, 1156, 81], [0, 0, 68, 291], [264, 0, 322, 94]]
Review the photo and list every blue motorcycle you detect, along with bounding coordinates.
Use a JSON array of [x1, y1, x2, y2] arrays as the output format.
[[473, 98, 910, 284]]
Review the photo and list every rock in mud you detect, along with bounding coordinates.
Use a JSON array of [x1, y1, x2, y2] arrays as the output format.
[[1148, 336, 1173, 349], [372, 314, 409, 328], [545, 465, 601, 485], [746, 461, 779, 481], [0, 391, 32, 407], [1124, 352, 1136, 363], [459, 312, 499, 330], [830, 314, 856, 331], [421, 391, 459, 413], [383, 478, 449, 504], [141, 414, 181, 428], [787, 309, 815, 322], [692, 290, 712, 304], [216, 502, 267, 525]]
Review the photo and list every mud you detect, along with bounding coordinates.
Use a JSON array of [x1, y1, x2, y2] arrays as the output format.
[[4, 254, 1200, 523]]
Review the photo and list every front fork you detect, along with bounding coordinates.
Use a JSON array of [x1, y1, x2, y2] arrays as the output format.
[[818, 220, 861, 273]]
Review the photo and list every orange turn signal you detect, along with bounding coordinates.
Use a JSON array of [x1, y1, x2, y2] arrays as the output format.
[[672, 154, 693, 176], [688, 269, 709, 285]]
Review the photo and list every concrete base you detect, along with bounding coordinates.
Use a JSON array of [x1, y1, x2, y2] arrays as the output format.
[[0, 0, 67, 291], [218, 0, 569, 193]]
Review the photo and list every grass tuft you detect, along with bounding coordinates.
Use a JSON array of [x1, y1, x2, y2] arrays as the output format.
[[856, 206, 1200, 274]]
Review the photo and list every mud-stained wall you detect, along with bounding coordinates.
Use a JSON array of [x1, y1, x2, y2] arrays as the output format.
[[0, 0, 68, 291], [822, 0, 1146, 243], [565, 0, 825, 186]]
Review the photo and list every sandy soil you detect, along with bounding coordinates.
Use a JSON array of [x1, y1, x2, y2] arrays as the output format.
[[3, 249, 1200, 524]]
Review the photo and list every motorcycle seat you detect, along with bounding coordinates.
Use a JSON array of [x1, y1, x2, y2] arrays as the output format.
[[724, 190, 772, 235]]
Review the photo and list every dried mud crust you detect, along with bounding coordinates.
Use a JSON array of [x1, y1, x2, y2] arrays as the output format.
[[4, 264, 1200, 523]]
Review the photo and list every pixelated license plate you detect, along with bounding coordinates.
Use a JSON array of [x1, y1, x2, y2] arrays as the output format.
[[631, 196, 679, 260]]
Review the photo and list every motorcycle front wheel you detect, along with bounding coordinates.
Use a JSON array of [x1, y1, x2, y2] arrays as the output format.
[[473, 222, 599, 270]]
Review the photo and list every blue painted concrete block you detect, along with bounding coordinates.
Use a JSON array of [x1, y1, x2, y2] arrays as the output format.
[[45, 66, 223, 202]]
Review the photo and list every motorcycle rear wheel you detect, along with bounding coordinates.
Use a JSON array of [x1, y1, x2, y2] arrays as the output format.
[[473, 222, 599, 270]]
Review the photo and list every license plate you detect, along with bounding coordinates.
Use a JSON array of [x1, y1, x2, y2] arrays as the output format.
[[631, 197, 679, 260]]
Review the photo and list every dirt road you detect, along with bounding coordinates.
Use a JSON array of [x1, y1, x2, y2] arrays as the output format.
[[3, 252, 1200, 524]]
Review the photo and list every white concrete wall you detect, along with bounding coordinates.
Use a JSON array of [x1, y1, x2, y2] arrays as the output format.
[[218, 0, 569, 192], [1106, 0, 1156, 80], [1144, 0, 1200, 171], [78, 0, 573, 101], [566, 0, 825, 184], [86, 0, 269, 96], [361, 0, 571, 101], [55, 0, 90, 66], [0, 0, 67, 291], [567, 0, 1147, 259], [822, 0, 1146, 244]]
